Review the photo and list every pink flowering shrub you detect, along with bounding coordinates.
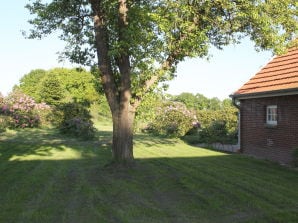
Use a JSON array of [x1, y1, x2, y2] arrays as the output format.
[[0, 91, 51, 129], [147, 102, 199, 137], [0, 93, 8, 132]]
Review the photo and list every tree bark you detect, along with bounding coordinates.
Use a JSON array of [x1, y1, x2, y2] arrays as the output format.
[[111, 106, 135, 164]]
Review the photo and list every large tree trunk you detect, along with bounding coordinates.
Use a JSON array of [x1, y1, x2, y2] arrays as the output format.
[[92, 0, 136, 165], [111, 106, 135, 164]]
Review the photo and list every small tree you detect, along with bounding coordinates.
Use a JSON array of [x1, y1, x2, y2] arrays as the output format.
[[39, 74, 64, 106]]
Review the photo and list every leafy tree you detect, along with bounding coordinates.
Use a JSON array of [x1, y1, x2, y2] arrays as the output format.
[[195, 93, 209, 110], [208, 97, 221, 110], [19, 68, 100, 104], [25, 0, 297, 164], [49, 68, 100, 104], [172, 92, 222, 111], [19, 69, 47, 102], [173, 92, 198, 110], [39, 74, 64, 106]]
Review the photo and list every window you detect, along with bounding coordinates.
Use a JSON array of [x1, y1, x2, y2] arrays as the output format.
[[266, 105, 277, 125]]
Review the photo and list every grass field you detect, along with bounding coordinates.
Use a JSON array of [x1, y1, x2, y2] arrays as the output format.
[[0, 126, 297, 223]]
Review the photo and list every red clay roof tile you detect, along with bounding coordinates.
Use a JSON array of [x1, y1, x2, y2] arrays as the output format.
[[233, 48, 298, 96]]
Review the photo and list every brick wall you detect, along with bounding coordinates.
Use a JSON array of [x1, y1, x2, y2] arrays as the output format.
[[240, 94, 298, 164]]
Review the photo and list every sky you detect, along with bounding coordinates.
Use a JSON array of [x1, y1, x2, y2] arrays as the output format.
[[0, 1, 273, 100]]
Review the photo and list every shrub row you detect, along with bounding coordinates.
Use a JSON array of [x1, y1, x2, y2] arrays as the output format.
[[0, 91, 96, 140]]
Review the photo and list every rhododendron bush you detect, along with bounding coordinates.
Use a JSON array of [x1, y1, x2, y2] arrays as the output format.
[[0, 91, 51, 129], [147, 102, 199, 138]]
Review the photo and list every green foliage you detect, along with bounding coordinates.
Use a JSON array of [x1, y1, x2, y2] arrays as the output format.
[[60, 117, 96, 140], [172, 93, 222, 111], [148, 102, 197, 138], [19, 69, 47, 102], [172, 93, 201, 110], [97, 95, 111, 118], [198, 121, 236, 144], [135, 91, 164, 131], [173, 95, 238, 144], [56, 103, 96, 140], [0, 115, 8, 133], [39, 74, 64, 106], [18, 68, 100, 105], [49, 68, 100, 104], [196, 100, 238, 144]]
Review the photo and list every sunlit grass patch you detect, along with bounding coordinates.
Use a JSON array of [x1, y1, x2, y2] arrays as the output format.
[[9, 146, 82, 161]]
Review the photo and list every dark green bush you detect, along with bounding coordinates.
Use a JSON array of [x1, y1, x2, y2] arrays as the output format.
[[198, 120, 237, 144], [181, 134, 202, 145], [192, 103, 238, 144], [56, 103, 96, 140], [60, 117, 95, 140]]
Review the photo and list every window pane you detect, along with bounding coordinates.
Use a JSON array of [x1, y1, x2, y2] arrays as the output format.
[[266, 105, 277, 125]]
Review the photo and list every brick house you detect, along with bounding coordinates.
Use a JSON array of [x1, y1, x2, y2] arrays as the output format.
[[231, 48, 298, 164]]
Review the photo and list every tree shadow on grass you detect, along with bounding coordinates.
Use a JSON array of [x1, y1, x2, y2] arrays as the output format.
[[0, 128, 298, 223], [0, 128, 113, 163]]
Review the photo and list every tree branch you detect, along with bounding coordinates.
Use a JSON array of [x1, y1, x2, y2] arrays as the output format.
[[117, 0, 132, 110], [131, 54, 177, 109], [90, 0, 119, 112]]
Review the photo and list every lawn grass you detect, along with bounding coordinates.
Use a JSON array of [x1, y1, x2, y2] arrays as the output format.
[[0, 127, 297, 223]]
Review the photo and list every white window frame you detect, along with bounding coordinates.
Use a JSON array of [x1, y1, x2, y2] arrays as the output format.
[[266, 105, 277, 125]]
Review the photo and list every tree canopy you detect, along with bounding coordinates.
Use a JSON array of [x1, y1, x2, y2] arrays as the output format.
[[25, 0, 297, 164], [19, 68, 100, 104]]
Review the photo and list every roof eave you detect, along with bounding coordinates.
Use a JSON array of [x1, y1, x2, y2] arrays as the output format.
[[230, 87, 298, 100]]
